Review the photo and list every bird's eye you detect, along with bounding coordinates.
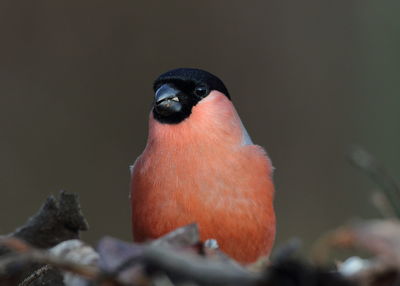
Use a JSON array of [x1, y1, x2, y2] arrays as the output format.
[[194, 85, 209, 98]]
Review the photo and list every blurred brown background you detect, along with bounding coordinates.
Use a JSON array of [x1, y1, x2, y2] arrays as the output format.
[[0, 1, 399, 252]]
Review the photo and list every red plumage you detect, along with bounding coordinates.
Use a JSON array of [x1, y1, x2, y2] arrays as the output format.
[[131, 90, 275, 263]]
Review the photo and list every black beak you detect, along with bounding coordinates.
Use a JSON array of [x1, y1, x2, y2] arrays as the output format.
[[154, 84, 182, 116]]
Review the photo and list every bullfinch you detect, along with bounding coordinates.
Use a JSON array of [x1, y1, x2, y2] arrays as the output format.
[[130, 68, 275, 263]]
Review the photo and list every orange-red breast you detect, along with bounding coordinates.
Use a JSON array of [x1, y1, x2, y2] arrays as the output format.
[[130, 68, 275, 263]]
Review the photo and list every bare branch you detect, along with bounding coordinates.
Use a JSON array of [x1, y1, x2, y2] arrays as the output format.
[[18, 265, 52, 286]]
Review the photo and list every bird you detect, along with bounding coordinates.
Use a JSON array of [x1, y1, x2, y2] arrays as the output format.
[[130, 68, 275, 263]]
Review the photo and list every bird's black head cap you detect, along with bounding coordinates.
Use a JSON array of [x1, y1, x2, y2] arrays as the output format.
[[152, 68, 230, 124]]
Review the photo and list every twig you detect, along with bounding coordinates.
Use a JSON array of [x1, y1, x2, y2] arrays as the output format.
[[348, 147, 400, 218], [371, 191, 398, 219], [18, 264, 52, 286], [0, 251, 99, 280], [117, 245, 260, 286], [1, 237, 259, 286], [0, 238, 99, 280]]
